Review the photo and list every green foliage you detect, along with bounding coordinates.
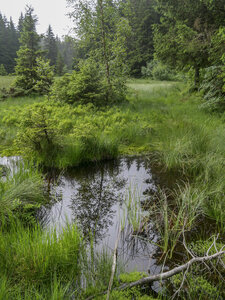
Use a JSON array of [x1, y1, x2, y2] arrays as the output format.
[[67, 0, 130, 101], [154, 0, 225, 87], [11, 6, 53, 97], [0, 64, 7, 76], [55, 52, 66, 76], [126, 0, 160, 77], [200, 66, 225, 112], [0, 220, 84, 298], [14, 98, 152, 167], [34, 57, 54, 95], [171, 273, 222, 299], [15, 103, 59, 163], [103, 289, 156, 300], [52, 58, 127, 105], [0, 13, 20, 73], [141, 60, 176, 81], [44, 25, 58, 67], [0, 162, 45, 222], [51, 59, 107, 105], [14, 6, 40, 94], [119, 272, 147, 283]]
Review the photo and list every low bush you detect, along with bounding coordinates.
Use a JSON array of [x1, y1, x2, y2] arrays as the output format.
[[200, 66, 225, 112], [141, 60, 177, 81], [50, 59, 127, 105]]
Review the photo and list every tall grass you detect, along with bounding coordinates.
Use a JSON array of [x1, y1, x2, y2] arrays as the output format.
[[0, 220, 84, 298], [0, 218, 119, 299], [127, 79, 225, 253], [0, 162, 46, 222]]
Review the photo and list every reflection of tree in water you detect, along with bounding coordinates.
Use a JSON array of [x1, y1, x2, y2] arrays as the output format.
[[70, 162, 126, 242]]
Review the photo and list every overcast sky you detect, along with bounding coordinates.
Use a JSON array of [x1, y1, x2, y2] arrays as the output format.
[[1, 0, 74, 37]]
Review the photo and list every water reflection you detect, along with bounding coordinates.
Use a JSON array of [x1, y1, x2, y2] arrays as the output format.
[[0, 156, 161, 274], [70, 167, 126, 240], [41, 157, 159, 272]]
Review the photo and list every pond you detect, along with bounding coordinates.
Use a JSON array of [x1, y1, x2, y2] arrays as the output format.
[[0, 156, 163, 285]]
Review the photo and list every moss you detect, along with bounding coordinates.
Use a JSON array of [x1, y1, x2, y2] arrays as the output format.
[[119, 271, 147, 283]]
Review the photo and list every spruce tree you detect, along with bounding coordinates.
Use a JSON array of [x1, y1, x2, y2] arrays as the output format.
[[0, 13, 8, 71], [44, 25, 58, 67], [0, 13, 20, 73], [14, 5, 40, 93], [7, 18, 19, 73], [17, 13, 24, 34]]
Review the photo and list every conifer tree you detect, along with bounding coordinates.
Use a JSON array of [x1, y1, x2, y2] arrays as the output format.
[[0, 14, 8, 71], [44, 25, 58, 67], [17, 13, 24, 34], [14, 5, 40, 92], [7, 18, 19, 72], [0, 13, 20, 73]]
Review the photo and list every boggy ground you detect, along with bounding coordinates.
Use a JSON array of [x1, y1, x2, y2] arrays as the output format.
[[0, 77, 224, 299]]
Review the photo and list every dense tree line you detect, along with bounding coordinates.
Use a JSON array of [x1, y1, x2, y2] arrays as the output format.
[[1, 0, 224, 110], [0, 11, 75, 75], [0, 13, 20, 74]]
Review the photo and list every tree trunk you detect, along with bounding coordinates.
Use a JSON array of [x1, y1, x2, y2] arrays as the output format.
[[98, 0, 111, 88]]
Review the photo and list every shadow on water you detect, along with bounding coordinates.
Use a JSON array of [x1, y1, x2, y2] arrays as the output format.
[[0, 156, 163, 282]]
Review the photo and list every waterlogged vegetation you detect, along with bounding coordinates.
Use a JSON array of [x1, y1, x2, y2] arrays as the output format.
[[0, 78, 224, 298], [0, 0, 225, 298]]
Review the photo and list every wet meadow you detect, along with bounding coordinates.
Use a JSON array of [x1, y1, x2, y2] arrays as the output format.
[[0, 77, 224, 299]]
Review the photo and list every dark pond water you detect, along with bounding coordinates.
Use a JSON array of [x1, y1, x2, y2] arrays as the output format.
[[0, 156, 163, 284]]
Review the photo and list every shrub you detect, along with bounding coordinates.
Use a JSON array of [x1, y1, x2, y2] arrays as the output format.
[[15, 103, 59, 164], [51, 60, 107, 105], [51, 59, 127, 106], [141, 60, 176, 81], [34, 57, 54, 95], [200, 66, 225, 112], [0, 64, 7, 76]]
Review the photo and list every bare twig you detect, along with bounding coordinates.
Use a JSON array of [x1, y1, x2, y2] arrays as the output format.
[[86, 249, 225, 300], [118, 250, 225, 291], [106, 228, 121, 300]]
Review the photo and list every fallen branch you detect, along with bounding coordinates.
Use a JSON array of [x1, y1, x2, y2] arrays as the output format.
[[118, 250, 225, 290], [86, 248, 225, 300]]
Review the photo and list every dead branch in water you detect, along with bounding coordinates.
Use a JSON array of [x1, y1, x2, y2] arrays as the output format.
[[86, 247, 225, 300], [118, 249, 225, 290]]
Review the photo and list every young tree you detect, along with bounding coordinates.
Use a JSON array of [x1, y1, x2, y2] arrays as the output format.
[[67, 0, 131, 102], [14, 5, 40, 93], [34, 57, 54, 95]]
